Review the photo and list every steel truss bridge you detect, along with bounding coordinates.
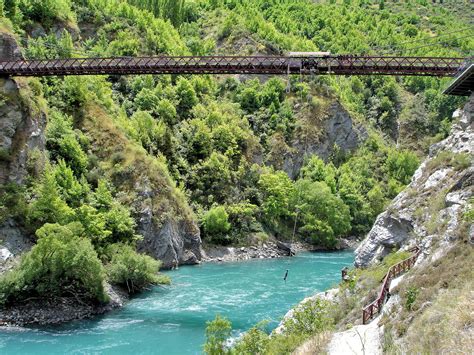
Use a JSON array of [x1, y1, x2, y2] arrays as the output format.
[[0, 55, 469, 77]]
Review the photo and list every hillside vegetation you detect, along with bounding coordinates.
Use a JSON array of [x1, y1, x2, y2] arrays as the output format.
[[0, 0, 472, 308]]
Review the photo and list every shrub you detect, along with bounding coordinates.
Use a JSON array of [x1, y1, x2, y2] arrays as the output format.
[[283, 298, 334, 337], [0, 183, 27, 225], [0, 223, 107, 305], [234, 321, 270, 354], [19, 0, 75, 26], [105, 244, 169, 294], [203, 314, 232, 355], [405, 286, 419, 311], [385, 149, 419, 186], [426, 151, 471, 173], [202, 206, 231, 243]]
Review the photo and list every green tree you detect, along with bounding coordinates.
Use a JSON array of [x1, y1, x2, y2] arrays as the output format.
[[385, 149, 419, 185], [367, 184, 386, 217], [54, 160, 90, 207], [293, 180, 351, 247], [234, 321, 270, 354], [134, 88, 161, 114], [300, 156, 337, 193], [46, 110, 88, 175], [28, 168, 73, 230], [104, 203, 139, 244], [176, 78, 198, 120], [92, 179, 114, 211], [238, 86, 260, 113], [75, 204, 111, 248], [157, 99, 177, 125], [258, 170, 295, 221], [180, 119, 213, 164], [130, 110, 166, 154], [187, 152, 232, 207]]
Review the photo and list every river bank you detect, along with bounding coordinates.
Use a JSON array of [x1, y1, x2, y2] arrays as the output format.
[[0, 238, 357, 327], [201, 241, 310, 263], [0, 284, 128, 327], [0, 251, 354, 354], [201, 236, 360, 263]]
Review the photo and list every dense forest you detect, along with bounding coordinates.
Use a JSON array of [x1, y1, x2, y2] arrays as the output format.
[[0, 0, 471, 315]]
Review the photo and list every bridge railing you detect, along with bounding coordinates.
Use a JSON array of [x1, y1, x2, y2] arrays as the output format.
[[362, 246, 421, 325]]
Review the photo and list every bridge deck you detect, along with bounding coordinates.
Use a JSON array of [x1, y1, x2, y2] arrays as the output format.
[[0, 55, 467, 77]]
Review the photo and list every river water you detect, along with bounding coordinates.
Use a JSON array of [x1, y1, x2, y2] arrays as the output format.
[[0, 250, 353, 354]]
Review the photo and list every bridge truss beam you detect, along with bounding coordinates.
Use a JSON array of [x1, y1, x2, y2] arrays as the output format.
[[0, 55, 467, 77]]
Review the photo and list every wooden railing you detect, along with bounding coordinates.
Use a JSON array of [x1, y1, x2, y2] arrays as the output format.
[[362, 246, 421, 324]]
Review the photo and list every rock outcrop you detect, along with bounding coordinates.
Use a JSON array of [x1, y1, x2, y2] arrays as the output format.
[[137, 217, 202, 268], [0, 76, 46, 185], [0, 31, 22, 60], [355, 95, 473, 267], [284, 101, 367, 179]]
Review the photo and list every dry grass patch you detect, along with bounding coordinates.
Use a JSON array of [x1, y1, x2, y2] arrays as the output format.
[[292, 331, 331, 355], [382, 240, 474, 353], [425, 151, 471, 174]]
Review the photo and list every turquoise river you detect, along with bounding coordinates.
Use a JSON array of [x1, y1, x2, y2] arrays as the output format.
[[0, 250, 353, 354]]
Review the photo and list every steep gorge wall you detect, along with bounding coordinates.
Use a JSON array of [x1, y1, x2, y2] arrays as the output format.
[[0, 33, 46, 262], [81, 105, 202, 268], [0, 32, 46, 186], [355, 94, 473, 267]]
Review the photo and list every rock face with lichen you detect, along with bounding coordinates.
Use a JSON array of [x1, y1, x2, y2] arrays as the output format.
[[355, 95, 473, 267]]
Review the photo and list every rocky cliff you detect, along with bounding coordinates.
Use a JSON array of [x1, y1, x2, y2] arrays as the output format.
[[0, 32, 46, 265], [0, 31, 46, 185], [355, 94, 473, 267], [284, 101, 367, 179]]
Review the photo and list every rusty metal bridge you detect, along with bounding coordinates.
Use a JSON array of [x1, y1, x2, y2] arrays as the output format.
[[0, 55, 468, 77]]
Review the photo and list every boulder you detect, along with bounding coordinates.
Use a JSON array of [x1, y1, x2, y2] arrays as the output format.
[[0, 32, 22, 60], [276, 240, 295, 256], [137, 217, 201, 269]]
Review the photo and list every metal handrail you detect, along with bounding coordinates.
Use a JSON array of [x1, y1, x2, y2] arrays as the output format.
[[362, 246, 421, 325]]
